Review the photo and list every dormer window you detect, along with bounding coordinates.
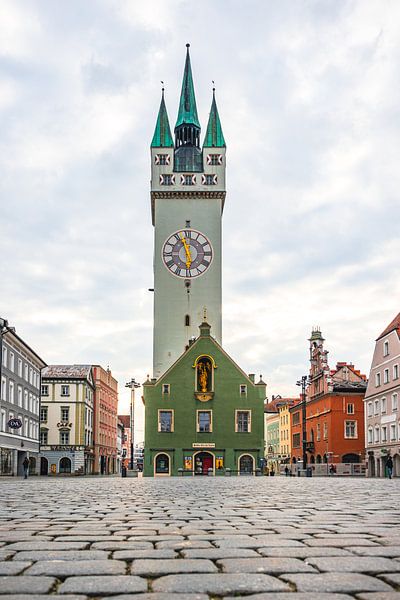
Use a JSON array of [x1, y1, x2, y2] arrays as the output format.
[[240, 384, 247, 396]]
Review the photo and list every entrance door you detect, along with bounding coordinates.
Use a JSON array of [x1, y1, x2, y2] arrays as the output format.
[[40, 457, 48, 476], [194, 452, 214, 475]]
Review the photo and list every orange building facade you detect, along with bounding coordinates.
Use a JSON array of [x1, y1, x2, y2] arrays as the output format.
[[93, 365, 118, 474], [290, 329, 367, 472]]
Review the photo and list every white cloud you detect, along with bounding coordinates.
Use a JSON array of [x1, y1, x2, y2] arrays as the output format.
[[1, 0, 400, 437]]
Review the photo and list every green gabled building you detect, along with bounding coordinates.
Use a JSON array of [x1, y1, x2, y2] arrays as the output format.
[[143, 321, 265, 476]]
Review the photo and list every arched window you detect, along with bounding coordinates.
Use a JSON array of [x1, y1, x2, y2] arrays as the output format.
[[155, 453, 170, 475], [185, 314, 190, 326]]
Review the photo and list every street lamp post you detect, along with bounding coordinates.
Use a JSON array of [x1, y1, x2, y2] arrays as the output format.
[[125, 378, 140, 470], [296, 375, 308, 471]]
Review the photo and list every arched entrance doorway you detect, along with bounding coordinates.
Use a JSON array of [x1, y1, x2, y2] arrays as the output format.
[[238, 454, 254, 475], [316, 455, 321, 463], [368, 454, 375, 477], [342, 453, 359, 463], [40, 457, 48, 476], [194, 452, 214, 475], [59, 457, 71, 474], [154, 453, 170, 476], [310, 455, 315, 464]]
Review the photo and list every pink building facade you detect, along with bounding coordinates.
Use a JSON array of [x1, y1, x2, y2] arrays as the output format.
[[364, 313, 400, 477]]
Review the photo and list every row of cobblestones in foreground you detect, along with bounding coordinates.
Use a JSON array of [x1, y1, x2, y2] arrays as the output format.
[[0, 476, 399, 599]]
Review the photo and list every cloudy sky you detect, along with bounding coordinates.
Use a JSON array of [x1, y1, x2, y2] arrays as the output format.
[[1, 0, 400, 442]]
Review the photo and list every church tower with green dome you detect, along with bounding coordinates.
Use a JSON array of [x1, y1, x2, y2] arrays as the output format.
[[150, 44, 226, 379]]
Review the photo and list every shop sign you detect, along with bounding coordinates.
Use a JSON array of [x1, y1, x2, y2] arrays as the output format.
[[184, 456, 193, 470], [192, 442, 215, 448], [7, 418, 22, 429], [45, 445, 85, 451]]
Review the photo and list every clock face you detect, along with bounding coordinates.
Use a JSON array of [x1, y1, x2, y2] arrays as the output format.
[[162, 229, 213, 278]]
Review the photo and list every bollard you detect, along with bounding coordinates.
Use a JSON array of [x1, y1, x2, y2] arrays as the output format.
[[207, 467, 214, 476], [255, 468, 261, 477], [121, 466, 127, 478], [225, 468, 231, 476], [178, 468, 183, 476]]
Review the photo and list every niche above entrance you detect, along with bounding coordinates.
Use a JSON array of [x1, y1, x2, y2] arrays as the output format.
[[192, 354, 217, 401]]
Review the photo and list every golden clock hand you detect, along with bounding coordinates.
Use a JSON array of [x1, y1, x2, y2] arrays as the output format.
[[180, 234, 192, 268]]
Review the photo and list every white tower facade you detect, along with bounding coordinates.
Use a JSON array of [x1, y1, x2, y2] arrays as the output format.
[[150, 45, 226, 378]]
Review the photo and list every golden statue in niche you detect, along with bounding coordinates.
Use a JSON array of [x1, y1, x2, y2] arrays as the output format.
[[197, 357, 212, 392]]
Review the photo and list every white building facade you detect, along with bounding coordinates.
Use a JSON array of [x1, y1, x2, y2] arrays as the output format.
[[40, 365, 95, 475], [0, 322, 46, 476], [364, 313, 400, 477]]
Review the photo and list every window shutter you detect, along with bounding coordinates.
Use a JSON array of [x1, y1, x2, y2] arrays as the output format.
[[213, 174, 217, 184], [206, 154, 211, 165], [159, 174, 164, 185], [155, 155, 160, 165], [192, 175, 196, 185], [218, 154, 223, 165], [166, 154, 170, 165], [180, 174, 185, 185], [171, 174, 175, 184], [201, 174, 206, 184]]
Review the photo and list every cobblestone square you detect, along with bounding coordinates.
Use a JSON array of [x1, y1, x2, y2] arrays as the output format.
[[0, 476, 399, 598]]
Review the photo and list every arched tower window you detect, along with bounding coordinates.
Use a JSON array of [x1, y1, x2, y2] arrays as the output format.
[[185, 314, 190, 326]]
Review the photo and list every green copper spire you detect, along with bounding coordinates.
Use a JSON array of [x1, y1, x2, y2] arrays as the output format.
[[203, 88, 226, 148], [151, 88, 173, 148], [175, 44, 200, 129]]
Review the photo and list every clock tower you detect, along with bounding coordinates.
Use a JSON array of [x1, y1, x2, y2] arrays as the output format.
[[150, 45, 226, 378]]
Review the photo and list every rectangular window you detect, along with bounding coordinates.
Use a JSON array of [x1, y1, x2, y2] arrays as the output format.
[[384, 340, 389, 356], [292, 432, 300, 448], [240, 384, 247, 396], [17, 386, 22, 407], [24, 363, 28, 380], [345, 420, 357, 438], [61, 407, 69, 422], [10, 352, 14, 372], [1, 377, 5, 401], [368, 427, 373, 444], [158, 410, 173, 432], [374, 399, 379, 415], [182, 174, 195, 186], [156, 154, 168, 165], [381, 397, 387, 414], [2, 346, 7, 367], [40, 429, 48, 445], [9, 381, 14, 404], [292, 411, 300, 425], [347, 403, 354, 414], [236, 410, 251, 432], [18, 358, 22, 377], [390, 423, 396, 441], [197, 410, 212, 433], [392, 393, 398, 412], [160, 174, 174, 186], [204, 174, 217, 185], [376, 373, 381, 387], [41, 384, 49, 396], [384, 369, 389, 384], [316, 423, 321, 441], [323, 422, 328, 439], [162, 384, 170, 395], [61, 385, 70, 396], [207, 154, 222, 165], [367, 402, 372, 417], [374, 426, 380, 443], [381, 425, 387, 442], [40, 407, 48, 422], [59, 430, 70, 445]]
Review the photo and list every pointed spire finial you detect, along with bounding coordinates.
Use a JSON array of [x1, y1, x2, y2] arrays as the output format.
[[203, 85, 226, 148], [203, 306, 207, 321], [151, 84, 173, 148]]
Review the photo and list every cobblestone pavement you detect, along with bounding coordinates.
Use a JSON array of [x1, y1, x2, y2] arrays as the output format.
[[0, 476, 399, 599]]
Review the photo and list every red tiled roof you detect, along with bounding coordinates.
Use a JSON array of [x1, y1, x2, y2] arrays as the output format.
[[377, 312, 400, 340], [264, 397, 299, 413]]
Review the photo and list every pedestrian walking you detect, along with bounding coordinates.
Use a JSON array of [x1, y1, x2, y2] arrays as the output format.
[[386, 455, 393, 479], [22, 457, 29, 479], [285, 466, 289, 477]]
